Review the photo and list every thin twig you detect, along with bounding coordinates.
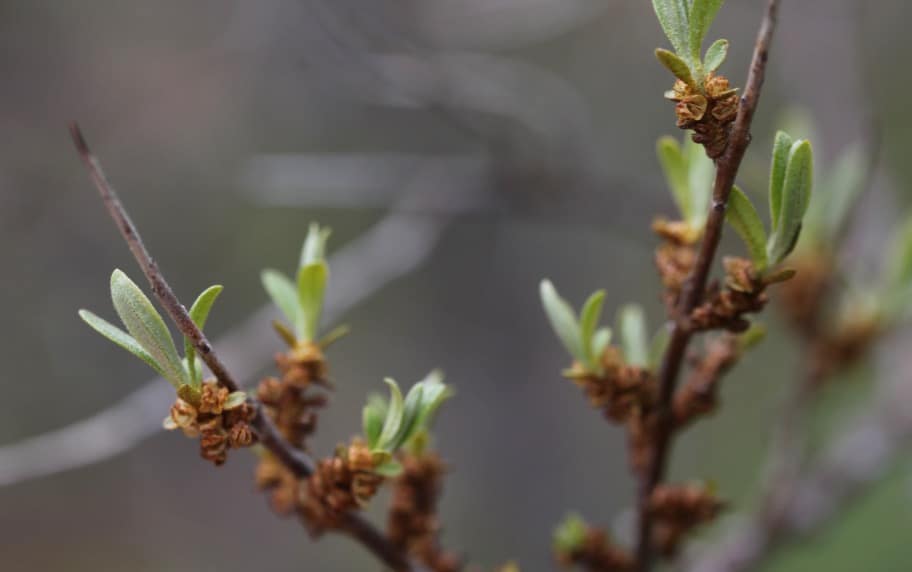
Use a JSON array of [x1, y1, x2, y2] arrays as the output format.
[[69, 123, 417, 572], [635, 2, 782, 569]]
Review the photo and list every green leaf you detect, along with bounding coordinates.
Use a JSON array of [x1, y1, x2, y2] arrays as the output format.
[[652, 0, 691, 58], [224, 391, 247, 410], [363, 394, 388, 449], [726, 186, 769, 270], [703, 38, 729, 72], [372, 458, 404, 478], [804, 145, 865, 246], [618, 305, 649, 368], [769, 131, 794, 230], [376, 378, 405, 451], [684, 137, 715, 229], [261, 269, 300, 337], [655, 48, 695, 86], [411, 370, 453, 437], [590, 327, 612, 369], [540, 280, 585, 364], [689, 0, 726, 63], [579, 290, 606, 370], [554, 513, 588, 554], [392, 384, 424, 451], [79, 310, 167, 378], [184, 285, 223, 388], [299, 223, 332, 268], [657, 136, 692, 222], [110, 269, 186, 388], [297, 261, 328, 342], [768, 140, 814, 264], [884, 216, 912, 299]]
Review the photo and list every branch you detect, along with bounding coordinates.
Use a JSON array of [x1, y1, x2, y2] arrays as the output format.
[[68, 123, 434, 572], [636, 1, 782, 569]]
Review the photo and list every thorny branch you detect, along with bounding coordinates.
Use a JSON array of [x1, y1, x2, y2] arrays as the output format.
[[69, 123, 420, 572], [636, 1, 782, 569]]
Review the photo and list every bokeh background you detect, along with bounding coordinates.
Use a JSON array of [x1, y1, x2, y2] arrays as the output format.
[[2, 1, 911, 570]]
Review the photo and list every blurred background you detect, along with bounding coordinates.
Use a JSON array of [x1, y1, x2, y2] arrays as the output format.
[[2, 0, 911, 570]]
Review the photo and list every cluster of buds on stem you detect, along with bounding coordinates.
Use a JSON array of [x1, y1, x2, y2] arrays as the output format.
[[553, 514, 634, 572], [164, 380, 256, 465], [666, 75, 739, 159], [649, 483, 725, 556]]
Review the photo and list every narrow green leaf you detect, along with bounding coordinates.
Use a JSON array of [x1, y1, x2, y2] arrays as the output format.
[[377, 378, 404, 451], [804, 146, 865, 245], [590, 327, 612, 367], [299, 223, 332, 268], [769, 131, 794, 231], [110, 270, 186, 387], [392, 385, 424, 451], [540, 280, 585, 364], [657, 136, 692, 222], [684, 137, 715, 229], [726, 186, 769, 270], [579, 290, 606, 370], [883, 217, 912, 311], [554, 513, 588, 554], [79, 310, 166, 378], [261, 269, 300, 337], [618, 305, 649, 368], [411, 370, 453, 437], [703, 38, 729, 72], [768, 140, 814, 264], [689, 0, 726, 63], [224, 391, 247, 410], [319, 324, 351, 349], [655, 48, 695, 86], [652, 0, 691, 57], [297, 261, 328, 342], [184, 285, 223, 388], [363, 394, 388, 449]]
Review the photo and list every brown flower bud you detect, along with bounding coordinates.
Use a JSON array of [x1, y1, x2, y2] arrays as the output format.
[[199, 382, 229, 415]]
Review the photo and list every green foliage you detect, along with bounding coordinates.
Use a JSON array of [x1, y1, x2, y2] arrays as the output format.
[[261, 223, 336, 344], [726, 185, 769, 270], [618, 304, 649, 368], [553, 513, 588, 554], [652, 0, 729, 85], [540, 280, 611, 374], [79, 270, 223, 392], [362, 371, 453, 473], [656, 135, 714, 232], [724, 132, 814, 270]]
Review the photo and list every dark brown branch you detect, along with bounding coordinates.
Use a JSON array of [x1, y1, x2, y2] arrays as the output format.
[[635, 2, 782, 569], [69, 123, 417, 572]]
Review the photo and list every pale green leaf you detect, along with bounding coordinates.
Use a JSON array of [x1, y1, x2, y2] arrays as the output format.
[[804, 146, 865, 245], [769, 131, 794, 230], [618, 305, 649, 368], [726, 186, 769, 270], [299, 223, 332, 268], [411, 370, 453, 437], [363, 394, 388, 450], [261, 269, 301, 337], [883, 217, 912, 314], [372, 459, 404, 478], [689, 0, 726, 63], [540, 280, 585, 364], [224, 391, 247, 410], [590, 327, 612, 366], [392, 385, 424, 451], [79, 310, 167, 379], [648, 327, 671, 372], [655, 48, 695, 86], [579, 290, 606, 370], [184, 285, 223, 388], [554, 513, 588, 554], [768, 140, 814, 264], [297, 261, 328, 342], [652, 0, 691, 58], [703, 38, 729, 72], [684, 137, 715, 229], [657, 136, 692, 222], [377, 378, 404, 451], [110, 269, 186, 387]]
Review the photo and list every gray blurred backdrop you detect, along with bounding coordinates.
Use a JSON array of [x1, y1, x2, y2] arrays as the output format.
[[1, 1, 911, 571]]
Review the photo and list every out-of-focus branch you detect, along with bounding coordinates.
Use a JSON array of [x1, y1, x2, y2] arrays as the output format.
[[0, 152, 485, 488], [682, 369, 912, 572]]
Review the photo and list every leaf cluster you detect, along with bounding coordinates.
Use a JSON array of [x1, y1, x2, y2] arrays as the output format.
[[657, 135, 715, 234], [725, 131, 814, 272], [361, 371, 454, 476], [653, 0, 729, 89]]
